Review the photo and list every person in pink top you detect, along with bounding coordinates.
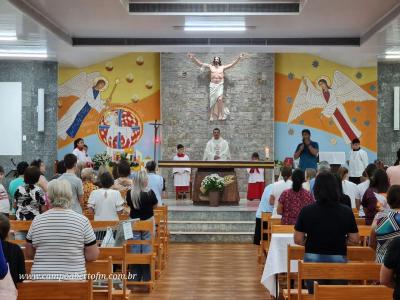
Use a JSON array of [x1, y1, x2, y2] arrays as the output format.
[[387, 150, 400, 186], [277, 168, 314, 225]]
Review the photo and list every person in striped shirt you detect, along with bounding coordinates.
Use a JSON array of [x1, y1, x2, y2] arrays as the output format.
[[25, 179, 98, 280]]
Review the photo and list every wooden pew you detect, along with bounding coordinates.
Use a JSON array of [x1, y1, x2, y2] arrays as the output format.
[[313, 283, 393, 300], [154, 205, 169, 266], [123, 220, 155, 291], [267, 217, 282, 242], [258, 212, 271, 264], [283, 245, 376, 300], [271, 225, 295, 234], [17, 279, 93, 300], [358, 225, 372, 246], [86, 258, 113, 300], [25, 258, 125, 300], [355, 218, 366, 225], [153, 210, 165, 278], [297, 261, 382, 300]]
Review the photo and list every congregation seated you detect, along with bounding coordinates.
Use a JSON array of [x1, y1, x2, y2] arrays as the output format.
[[362, 168, 390, 225], [370, 185, 400, 263], [14, 166, 46, 221], [88, 172, 124, 221], [113, 159, 133, 192], [25, 179, 99, 280], [81, 167, 97, 214], [277, 168, 314, 225], [294, 172, 359, 293], [126, 170, 158, 282], [0, 214, 25, 285]]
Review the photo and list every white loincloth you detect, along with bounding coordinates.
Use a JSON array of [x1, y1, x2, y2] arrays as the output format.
[[209, 81, 224, 108]]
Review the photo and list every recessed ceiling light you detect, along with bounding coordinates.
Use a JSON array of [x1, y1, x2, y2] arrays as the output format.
[[0, 36, 17, 41], [384, 55, 400, 59], [0, 53, 48, 58], [183, 26, 247, 32]]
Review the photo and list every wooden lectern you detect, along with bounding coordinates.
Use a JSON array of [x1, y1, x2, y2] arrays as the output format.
[[158, 160, 274, 206]]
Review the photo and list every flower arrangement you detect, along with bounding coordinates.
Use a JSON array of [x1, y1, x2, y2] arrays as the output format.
[[200, 174, 235, 194], [92, 152, 112, 170]]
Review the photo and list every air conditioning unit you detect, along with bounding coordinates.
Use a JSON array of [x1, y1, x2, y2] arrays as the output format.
[[121, 0, 305, 15]]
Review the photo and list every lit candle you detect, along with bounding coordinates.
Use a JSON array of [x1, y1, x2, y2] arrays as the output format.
[[265, 147, 270, 160]]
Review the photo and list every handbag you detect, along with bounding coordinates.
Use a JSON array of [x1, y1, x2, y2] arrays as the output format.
[[0, 264, 17, 300]]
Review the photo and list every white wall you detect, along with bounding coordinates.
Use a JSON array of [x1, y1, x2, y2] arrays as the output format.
[[0, 82, 22, 155]]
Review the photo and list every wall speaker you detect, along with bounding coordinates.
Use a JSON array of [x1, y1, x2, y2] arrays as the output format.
[[37, 88, 44, 132]]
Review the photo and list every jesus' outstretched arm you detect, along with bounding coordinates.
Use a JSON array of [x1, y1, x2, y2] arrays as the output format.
[[223, 53, 245, 70], [187, 53, 209, 68]]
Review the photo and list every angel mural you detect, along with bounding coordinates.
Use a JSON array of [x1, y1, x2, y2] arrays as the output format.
[[288, 70, 377, 144], [57, 72, 110, 140]]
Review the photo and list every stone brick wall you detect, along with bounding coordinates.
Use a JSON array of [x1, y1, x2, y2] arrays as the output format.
[[161, 53, 274, 197], [0, 61, 58, 184], [378, 62, 400, 165]]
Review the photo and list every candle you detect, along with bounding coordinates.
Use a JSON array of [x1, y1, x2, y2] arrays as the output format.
[[265, 147, 270, 160]]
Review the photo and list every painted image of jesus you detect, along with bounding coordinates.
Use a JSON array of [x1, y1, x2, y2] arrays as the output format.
[[188, 53, 245, 121], [288, 71, 377, 144], [58, 72, 110, 140]]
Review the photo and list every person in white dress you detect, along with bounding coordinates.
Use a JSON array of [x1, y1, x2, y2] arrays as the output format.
[[203, 128, 231, 161], [173, 144, 191, 199], [88, 172, 124, 221]]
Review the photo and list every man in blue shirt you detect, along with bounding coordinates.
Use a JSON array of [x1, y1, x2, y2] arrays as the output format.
[[254, 183, 273, 245], [294, 129, 319, 171], [146, 161, 164, 205]]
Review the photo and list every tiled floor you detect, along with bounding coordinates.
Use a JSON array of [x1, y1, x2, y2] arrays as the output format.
[[131, 243, 271, 300]]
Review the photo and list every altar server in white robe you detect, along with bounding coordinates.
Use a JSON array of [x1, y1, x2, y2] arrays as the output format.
[[173, 144, 191, 198], [203, 128, 231, 161]]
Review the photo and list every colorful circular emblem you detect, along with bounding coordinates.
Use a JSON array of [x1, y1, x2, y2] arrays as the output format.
[[97, 106, 143, 149]]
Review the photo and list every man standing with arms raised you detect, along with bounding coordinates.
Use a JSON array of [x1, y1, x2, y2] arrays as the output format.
[[203, 128, 231, 161], [188, 53, 245, 121]]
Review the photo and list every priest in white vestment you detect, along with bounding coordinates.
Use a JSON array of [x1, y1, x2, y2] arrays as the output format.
[[173, 144, 191, 197], [203, 128, 231, 161]]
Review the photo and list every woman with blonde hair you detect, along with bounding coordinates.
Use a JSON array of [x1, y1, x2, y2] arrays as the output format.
[[25, 179, 98, 280], [126, 171, 158, 282]]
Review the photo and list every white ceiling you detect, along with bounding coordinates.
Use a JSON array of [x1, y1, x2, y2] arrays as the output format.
[[1, 0, 400, 67]]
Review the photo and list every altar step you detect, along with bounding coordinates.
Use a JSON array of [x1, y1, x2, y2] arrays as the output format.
[[168, 209, 255, 243]]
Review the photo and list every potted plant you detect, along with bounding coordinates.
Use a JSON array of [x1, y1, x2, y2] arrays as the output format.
[[92, 152, 112, 171], [200, 174, 235, 206]]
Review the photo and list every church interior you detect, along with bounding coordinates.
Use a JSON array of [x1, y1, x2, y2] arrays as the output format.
[[1, 0, 400, 299]]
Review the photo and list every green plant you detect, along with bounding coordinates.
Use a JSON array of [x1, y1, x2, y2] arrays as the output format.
[[200, 174, 235, 194], [92, 152, 112, 170]]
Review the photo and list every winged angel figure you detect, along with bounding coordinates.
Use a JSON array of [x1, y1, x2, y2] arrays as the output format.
[[288, 71, 377, 144], [57, 72, 110, 140]]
